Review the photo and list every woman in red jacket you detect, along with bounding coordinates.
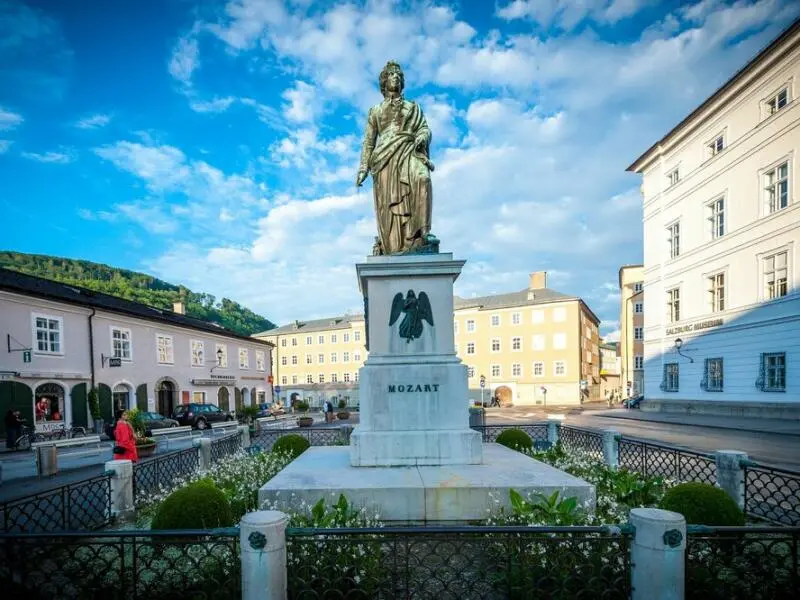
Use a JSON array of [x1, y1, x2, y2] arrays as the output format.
[[112, 411, 138, 462]]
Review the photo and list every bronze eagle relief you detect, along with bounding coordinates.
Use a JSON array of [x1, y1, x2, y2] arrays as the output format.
[[389, 290, 434, 342]]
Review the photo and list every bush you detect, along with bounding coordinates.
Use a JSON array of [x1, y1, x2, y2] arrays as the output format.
[[660, 482, 745, 525], [272, 434, 310, 458], [338, 399, 347, 409], [295, 400, 309, 412], [151, 479, 234, 530], [495, 428, 533, 452]]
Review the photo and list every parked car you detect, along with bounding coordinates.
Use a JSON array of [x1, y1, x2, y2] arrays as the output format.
[[254, 403, 285, 418], [105, 411, 179, 439], [623, 394, 644, 409], [172, 403, 234, 430]]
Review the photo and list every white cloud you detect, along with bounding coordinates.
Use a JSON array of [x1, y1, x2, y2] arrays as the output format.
[[0, 106, 23, 130], [0, 140, 11, 154], [496, 0, 651, 28], [189, 96, 236, 113], [602, 329, 621, 343], [95, 142, 191, 191], [21, 149, 75, 164], [75, 113, 111, 129], [282, 81, 320, 123], [168, 34, 199, 86], [117, 202, 180, 234], [78, 207, 117, 222]]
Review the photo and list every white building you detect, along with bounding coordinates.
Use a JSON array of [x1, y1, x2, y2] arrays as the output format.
[[627, 20, 800, 418]]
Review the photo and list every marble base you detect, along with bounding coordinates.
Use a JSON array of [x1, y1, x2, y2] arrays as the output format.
[[259, 444, 595, 522], [350, 428, 482, 466]]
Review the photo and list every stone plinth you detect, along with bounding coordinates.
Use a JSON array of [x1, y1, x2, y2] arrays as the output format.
[[260, 444, 595, 522]]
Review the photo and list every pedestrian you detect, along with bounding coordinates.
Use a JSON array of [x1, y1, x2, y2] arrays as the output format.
[[112, 410, 138, 463], [5, 409, 23, 450]]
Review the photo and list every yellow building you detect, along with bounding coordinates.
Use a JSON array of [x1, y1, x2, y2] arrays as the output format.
[[619, 265, 644, 397], [599, 341, 621, 401], [255, 271, 601, 408]]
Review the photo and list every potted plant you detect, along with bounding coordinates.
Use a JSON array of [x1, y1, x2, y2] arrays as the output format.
[[128, 408, 157, 458], [242, 405, 260, 433], [88, 387, 103, 436], [295, 401, 313, 427], [337, 398, 350, 421]]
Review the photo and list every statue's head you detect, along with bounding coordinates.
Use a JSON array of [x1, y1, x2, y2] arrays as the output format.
[[379, 61, 405, 97]]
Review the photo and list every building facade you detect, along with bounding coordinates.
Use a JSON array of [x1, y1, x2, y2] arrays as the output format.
[[619, 265, 645, 398], [257, 271, 601, 408], [599, 341, 621, 400], [627, 20, 800, 417], [0, 269, 273, 435]]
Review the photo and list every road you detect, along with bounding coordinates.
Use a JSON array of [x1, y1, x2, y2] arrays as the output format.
[[485, 407, 800, 470]]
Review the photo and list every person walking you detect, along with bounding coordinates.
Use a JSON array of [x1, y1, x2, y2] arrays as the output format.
[[112, 410, 138, 462], [5, 409, 24, 450]]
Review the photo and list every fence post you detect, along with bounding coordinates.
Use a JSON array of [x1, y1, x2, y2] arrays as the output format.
[[194, 437, 212, 470], [547, 418, 560, 445], [715, 450, 748, 510], [240, 510, 289, 600], [603, 430, 619, 470], [630, 507, 685, 600], [340, 424, 354, 444], [238, 425, 251, 449], [105, 459, 134, 517]]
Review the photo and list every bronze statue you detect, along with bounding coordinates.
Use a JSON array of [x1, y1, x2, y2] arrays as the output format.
[[357, 61, 438, 255]]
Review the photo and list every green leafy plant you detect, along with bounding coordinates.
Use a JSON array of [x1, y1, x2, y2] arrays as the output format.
[[151, 479, 234, 530], [338, 399, 347, 409], [88, 387, 101, 419], [295, 400, 310, 412], [660, 482, 745, 525], [241, 405, 260, 424], [126, 407, 148, 438], [496, 428, 533, 452], [272, 434, 310, 458], [509, 489, 583, 526]]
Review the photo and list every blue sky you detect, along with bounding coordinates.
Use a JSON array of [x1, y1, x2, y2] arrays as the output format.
[[1, 0, 798, 336]]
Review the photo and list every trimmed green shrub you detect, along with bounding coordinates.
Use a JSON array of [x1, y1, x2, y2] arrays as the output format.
[[495, 428, 533, 452], [272, 433, 311, 458], [151, 479, 234, 530], [660, 482, 745, 525]]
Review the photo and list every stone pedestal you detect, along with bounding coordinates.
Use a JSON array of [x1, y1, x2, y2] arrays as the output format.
[[350, 253, 482, 466]]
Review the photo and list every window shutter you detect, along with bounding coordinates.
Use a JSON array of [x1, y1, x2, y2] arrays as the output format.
[[700, 358, 709, 391], [755, 353, 766, 391]]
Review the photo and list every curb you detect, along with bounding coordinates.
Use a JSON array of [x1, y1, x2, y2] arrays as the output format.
[[594, 411, 800, 437]]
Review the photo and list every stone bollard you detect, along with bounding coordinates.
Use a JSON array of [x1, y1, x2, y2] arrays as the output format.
[[339, 424, 354, 444], [105, 459, 134, 517], [238, 424, 251, 449], [715, 450, 748, 510], [546, 418, 560, 445], [603, 430, 619, 470], [630, 508, 686, 600], [240, 510, 289, 600], [194, 437, 212, 471]]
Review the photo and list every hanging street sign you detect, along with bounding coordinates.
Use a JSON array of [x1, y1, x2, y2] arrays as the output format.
[[479, 376, 486, 389], [23, 351, 31, 363], [108, 358, 122, 367]]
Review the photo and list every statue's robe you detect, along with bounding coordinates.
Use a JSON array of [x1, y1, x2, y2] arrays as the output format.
[[359, 96, 432, 254]]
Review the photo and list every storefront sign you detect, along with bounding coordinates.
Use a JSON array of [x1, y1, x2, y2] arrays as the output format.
[[0, 372, 16, 380], [388, 383, 440, 393], [36, 421, 66, 433], [23, 351, 31, 363], [191, 377, 237, 386], [666, 318, 723, 336], [108, 358, 122, 367]]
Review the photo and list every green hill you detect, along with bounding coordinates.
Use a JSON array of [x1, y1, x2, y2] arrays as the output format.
[[0, 251, 275, 336]]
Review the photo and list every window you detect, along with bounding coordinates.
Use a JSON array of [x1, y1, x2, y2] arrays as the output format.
[[512, 337, 521, 351], [331, 352, 338, 363], [491, 338, 500, 353], [281, 356, 287, 366], [634, 327, 643, 341], [306, 336, 313, 345], [764, 251, 788, 299], [318, 353, 325, 364], [354, 371, 359, 382], [554, 361, 566, 376], [704, 358, 723, 392], [343, 333, 350, 343], [634, 302, 643, 314], [532, 310, 544, 324], [491, 364, 501, 377], [668, 222, 680, 259], [707, 197, 725, 239], [111, 327, 131, 360], [512, 312, 521, 325], [214, 344, 228, 368], [553, 333, 566, 350], [344, 372, 351, 382], [306, 374, 313, 384], [633, 282, 643, 293], [354, 352, 361, 362], [554, 307, 566, 322], [466, 342, 475, 355], [331, 334, 337, 344], [354, 331, 361, 342], [533, 362, 544, 376], [766, 87, 789, 115], [291, 337, 297, 346], [467, 366, 475, 378], [331, 373, 338, 383], [512, 363, 522, 377], [239, 348, 249, 369], [764, 162, 789, 213], [634, 355, 644, 369], [707, 134, 725, 158], [191, 391, 206, 404], [157, 334, 174, 364], [667, 168, 680, 186], [292, 375, 298, 384], [306, 354, 312, 364], [663, 363, 679, 392], [318, 335, 325, 344], [761, 353, 786, 392], [532, 335, 545, 351], [33, 314, 63, 354], [259, 352, 268, 370], [318, 373, 325, 383], [281, 376, 287, 385], [491, 314, 500, 327], [466, 319, 476, 332], [708, 272, 725, 312], [343, 351, 350, 362], [281, 339, 286, 348], [667, 288, 681, 323], [585, 326, 592, 339], [291, 354, 297, 365], [190, 341, 205, 367]]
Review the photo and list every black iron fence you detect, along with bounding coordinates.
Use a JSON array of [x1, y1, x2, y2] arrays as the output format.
[[210, 431, 244, 463], [686, 525, 800, 600], [560, 425, 605, 460], [1, 473, 112, 534], [744, 463, 800, 526], [617, 437, 717, 485], [251, 426, 353, 451], [286, 525, 631, 600], [132, 447, 200, 500], [0, 528, 241, 600], [472, 423, 548, 444]]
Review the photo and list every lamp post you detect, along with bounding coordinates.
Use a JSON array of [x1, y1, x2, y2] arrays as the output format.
[[674, 337, 694, 363], [210, 348, 224, 372]]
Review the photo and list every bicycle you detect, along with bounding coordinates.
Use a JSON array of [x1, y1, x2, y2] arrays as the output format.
[[13, 426, 42, 451], [12, 425, 86, 450]]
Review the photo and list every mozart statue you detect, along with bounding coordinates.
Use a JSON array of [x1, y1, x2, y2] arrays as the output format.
[[357, 61, 439, 255]]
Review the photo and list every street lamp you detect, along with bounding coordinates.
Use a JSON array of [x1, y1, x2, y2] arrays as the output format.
[[210, 348, 224, 372], [674, 337, 694, 363]]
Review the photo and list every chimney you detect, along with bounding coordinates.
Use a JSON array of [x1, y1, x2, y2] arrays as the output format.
[[529, 271, 548, 290], [173, 301, 186, 315]]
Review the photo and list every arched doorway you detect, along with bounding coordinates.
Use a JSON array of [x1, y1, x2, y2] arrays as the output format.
[[289, 392, 300, 408], [250, 388, 257, 408], [97, 383, 114, 423], [218, 387, 230, 412], [157, 380, 176, 417], [34, 382, 66, 430], [494, 385, 513, 408], [234, 388, 242, 410], [0, 381, 33, 437], [112, 383, 132, 417], [241, 388, 249, 410]]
